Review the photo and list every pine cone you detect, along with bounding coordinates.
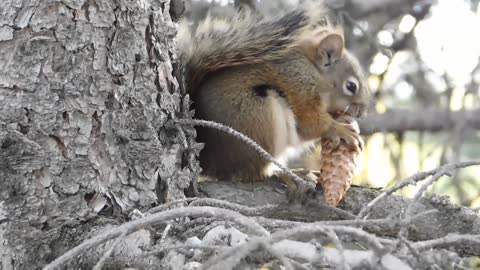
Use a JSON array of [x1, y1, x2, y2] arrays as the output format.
[[319, 116, 363, 207]]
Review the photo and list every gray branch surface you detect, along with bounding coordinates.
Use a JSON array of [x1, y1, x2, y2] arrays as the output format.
[[198, 180, 480, 255]]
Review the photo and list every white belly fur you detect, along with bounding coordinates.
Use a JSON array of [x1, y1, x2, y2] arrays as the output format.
[[263, 91, 314, 176]]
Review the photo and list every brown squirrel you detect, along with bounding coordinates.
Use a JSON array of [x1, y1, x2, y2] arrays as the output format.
[[177, 1, 370, 184]]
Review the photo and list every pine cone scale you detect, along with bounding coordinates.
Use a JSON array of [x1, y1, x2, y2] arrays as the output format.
[[319, 116, 362, 206]]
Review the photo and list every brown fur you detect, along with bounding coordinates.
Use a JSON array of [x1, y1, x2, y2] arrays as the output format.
[[177, 1, 341, 93], [178, 2, 370, 182]]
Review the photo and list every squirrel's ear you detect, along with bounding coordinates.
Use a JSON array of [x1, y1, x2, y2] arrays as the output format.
[[317, 34, 344, 72]]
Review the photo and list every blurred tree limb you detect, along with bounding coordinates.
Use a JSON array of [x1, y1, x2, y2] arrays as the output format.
[[360, 109, 480, 134]]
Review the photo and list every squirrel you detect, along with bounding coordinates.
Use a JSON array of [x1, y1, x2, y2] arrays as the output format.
[[177, 1, 370, 185]]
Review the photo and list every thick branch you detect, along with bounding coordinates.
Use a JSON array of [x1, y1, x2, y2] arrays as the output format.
[[359, 109, 480, 134], [198, 180, 480, 256]]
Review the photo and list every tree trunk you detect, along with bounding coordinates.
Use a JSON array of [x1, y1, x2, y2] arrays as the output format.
[[0, 0, 197, 268]]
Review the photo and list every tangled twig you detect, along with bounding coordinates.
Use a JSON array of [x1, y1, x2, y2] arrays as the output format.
[[42, 207, 269, 270], [357, 161, 480, 219]]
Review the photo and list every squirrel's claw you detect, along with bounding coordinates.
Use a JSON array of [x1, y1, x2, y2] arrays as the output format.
[[324, 122, 363, 152], [275, 168, 319, 204]]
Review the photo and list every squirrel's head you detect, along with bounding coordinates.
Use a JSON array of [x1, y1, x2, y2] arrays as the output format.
[[311, 34, 371, 118]]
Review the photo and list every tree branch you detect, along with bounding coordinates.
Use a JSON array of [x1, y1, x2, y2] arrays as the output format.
[[198, 179, 480, 256], [42, 207, 269, 270], [359, 109, 480, 134]]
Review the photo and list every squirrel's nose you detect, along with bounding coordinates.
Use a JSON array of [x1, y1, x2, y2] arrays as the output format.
[[350, 103, 367, 118]]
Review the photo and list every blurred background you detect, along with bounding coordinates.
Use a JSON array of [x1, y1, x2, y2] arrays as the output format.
[[182, 0, 480, 207]]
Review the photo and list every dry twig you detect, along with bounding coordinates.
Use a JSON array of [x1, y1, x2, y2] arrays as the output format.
[[42, 207, 269, 270], [177, 119, 314, 190], [412, 234, 480, 251], [92, 230, 128, 270], [189, 197, 276, 216], [357, 161, 480, 219]]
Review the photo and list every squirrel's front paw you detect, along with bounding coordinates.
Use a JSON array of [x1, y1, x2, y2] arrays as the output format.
[[276, 168, 319, 204], [323, 122, 363, 152]]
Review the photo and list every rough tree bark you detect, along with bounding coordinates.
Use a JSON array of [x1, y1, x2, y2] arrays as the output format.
[[0, 0, 198, 268]]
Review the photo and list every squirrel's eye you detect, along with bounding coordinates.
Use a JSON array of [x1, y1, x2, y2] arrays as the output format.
[[343, 77, 359, 96]]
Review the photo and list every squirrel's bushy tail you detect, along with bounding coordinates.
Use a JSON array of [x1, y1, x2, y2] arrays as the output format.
[[177, 1, 343, 94]]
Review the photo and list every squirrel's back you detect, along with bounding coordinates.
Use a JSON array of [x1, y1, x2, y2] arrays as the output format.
[[176, 1, 344, 94]]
